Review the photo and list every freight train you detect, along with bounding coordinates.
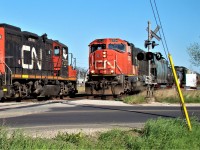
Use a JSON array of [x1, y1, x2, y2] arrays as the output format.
[[85, 38, 172, 96], [0, 24, 77, 102]]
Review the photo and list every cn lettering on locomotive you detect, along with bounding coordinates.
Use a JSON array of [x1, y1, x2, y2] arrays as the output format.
[[95, 60, 115, 70], [21, 45, 42, 70]]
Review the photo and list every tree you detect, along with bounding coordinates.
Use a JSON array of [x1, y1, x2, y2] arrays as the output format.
[[76, 66, 87, 79], [187, 42, 200, 67]]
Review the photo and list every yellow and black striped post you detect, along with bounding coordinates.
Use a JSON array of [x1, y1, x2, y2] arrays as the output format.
[[168, 54, 192, 131]]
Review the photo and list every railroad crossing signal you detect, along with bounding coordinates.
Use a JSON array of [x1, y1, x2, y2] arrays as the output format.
[[145, 25, 161, 49], [136, 52, 162, 61], [147, 25, 161, 41]]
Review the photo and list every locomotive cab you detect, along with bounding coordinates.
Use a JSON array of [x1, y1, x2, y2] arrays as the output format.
[[88, 38, 133, 75]]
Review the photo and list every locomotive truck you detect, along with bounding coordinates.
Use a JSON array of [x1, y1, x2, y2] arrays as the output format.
[[85, 38, 171, 96], [0, 24, 77, 102]]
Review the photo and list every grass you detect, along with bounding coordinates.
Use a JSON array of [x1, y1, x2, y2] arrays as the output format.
[[140, 117, 200, 149], [119, 88, 200, 104], [1, 118, 200, 149], [154, 89, 200, 103], [119, 93, 147, 104]]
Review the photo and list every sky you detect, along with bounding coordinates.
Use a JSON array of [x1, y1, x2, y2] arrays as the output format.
[[1, 0, 200, 72]]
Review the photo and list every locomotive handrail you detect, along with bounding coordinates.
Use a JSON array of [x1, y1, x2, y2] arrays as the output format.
[[0, 57, 12, 85], [115, 54, 123, 74]]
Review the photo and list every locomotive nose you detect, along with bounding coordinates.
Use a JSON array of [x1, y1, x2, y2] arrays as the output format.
[[95, 50, 115, 74], [94, 50, 115, 74]]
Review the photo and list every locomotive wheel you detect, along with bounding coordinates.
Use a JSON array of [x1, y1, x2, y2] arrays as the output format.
[[16, 97, 22, 102], [0, 97, 5, 103], [37, 96, 45, 101], [69, 93, 75, 98], [86, 95, 94, 99], [113, 95, 118, 98], [60, 95, 64, 99], [101, 95, 107, 100]]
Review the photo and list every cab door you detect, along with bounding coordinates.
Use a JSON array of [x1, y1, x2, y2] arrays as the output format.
[[52, 42, 62, 76], [60, 47, 68, 77], [127, 44, 133, 75]]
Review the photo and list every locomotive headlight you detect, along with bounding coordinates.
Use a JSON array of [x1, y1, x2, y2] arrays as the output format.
[[111, 70, 114, 74], [103, 51, 107, 58], [91, 70, 95, 74]]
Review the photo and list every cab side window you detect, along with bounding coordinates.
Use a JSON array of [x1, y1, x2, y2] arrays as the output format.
[[54, 46, 60, 56]]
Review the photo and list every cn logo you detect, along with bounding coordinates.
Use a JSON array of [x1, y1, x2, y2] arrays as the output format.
[[21, 45, 42, 70], [95, 60, 115, 69]]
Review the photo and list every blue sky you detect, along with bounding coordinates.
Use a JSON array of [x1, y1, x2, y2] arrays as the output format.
[[1, 0, 200, 72]]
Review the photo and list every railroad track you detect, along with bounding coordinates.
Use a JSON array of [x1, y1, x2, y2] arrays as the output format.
[[0, 93, 126, 103]]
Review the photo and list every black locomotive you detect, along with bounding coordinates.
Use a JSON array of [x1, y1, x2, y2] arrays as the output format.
[[0, 24, 77, 102]]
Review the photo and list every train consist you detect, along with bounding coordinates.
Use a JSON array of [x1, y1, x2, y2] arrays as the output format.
[[0, 24, 77, 102], [0, 24, 198, 101], [85, 38, 172, 96]]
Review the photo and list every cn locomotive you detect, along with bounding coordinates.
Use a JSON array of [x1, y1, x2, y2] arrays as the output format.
[[0, 24, 77, 102], [85, 38, 171, 96]]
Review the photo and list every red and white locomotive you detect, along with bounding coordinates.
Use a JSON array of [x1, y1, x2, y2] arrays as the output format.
[[0, 24, 77, 101], [85, 38, 169, 96]]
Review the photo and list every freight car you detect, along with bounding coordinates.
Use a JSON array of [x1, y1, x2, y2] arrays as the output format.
[[175, 66, 200, 88], [85, 38, 169, 96], [0, 24, 77, 102]]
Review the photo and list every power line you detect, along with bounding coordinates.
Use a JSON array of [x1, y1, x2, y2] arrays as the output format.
[[153, 0, 169, 54], [149, 0, 168, 58]]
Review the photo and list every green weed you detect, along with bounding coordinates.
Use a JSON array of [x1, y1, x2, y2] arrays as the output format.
[[120, 94, 146, 104], [0, 118, 200, 149]]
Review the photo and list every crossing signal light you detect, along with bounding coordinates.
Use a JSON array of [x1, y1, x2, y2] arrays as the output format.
[[144, 40, 151, 48], [146, 52, 154, 60], [137, 52, 145, 61], [155, 52, 162, 60], [137, 52, 163, 61], [152, 41, 159, 49]]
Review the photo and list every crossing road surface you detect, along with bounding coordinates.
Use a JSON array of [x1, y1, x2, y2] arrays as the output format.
[[0, 100, 199, 135]]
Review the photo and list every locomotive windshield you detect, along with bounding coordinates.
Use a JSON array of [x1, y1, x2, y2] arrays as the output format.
[[108, 44, 125, 52], [91, 44, 106, 52]]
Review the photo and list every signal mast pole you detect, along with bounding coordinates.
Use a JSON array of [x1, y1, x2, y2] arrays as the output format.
[[147, 21, 152, 98], [144, 21, 160, 98], [148, 21, 151, 81]]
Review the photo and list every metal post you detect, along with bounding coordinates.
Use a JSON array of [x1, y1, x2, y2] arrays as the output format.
[[74, 58, 76, 69], [148, 21, 151, 78], [147, 21, 152, 97], [69, 53, 73, 66]]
